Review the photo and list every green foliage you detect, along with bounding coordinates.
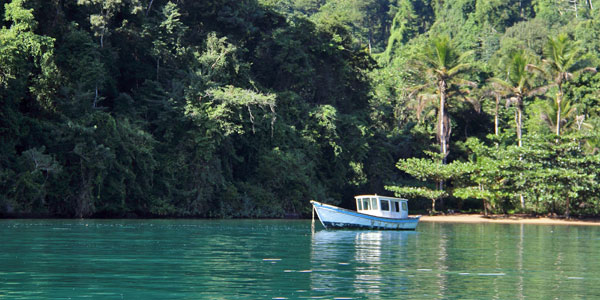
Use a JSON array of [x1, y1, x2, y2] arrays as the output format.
[[474, 0, 528, 31], [410, 35, 475, 162], [542, 32, 595, 135], [573, 13, 600, 65], [0, 0, 54, 88], [0, 0, 380, 218], [386, 186, 447, 202], [3, 0, 600, 219], [489, 50, 546, 147], [386, 152, 474, 212], [198, 85, 277, 136], [76, 0, 142, 47]]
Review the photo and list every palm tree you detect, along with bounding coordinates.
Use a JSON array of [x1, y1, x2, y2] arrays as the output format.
[[490, 50, 548, 210], [412, 35, 474, 164], [543, 33, 596, 136], [539, 97, 587, 133], [409, 93, 437, 124], [489, 50, 546, 147], [478, 85, 503, 136]]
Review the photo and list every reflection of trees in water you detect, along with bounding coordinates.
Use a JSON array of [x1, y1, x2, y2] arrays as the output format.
[[309, 230, 358, 294], [435, 226, 449, 298], [310, 224, 600, 299], [517, 224, 523, 300]]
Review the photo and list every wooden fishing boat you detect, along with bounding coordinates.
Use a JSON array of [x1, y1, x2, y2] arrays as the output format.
[[310, 195, 420, 230]]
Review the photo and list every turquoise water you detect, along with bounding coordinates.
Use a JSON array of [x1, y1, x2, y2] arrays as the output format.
[[1, 220, 600, 299]]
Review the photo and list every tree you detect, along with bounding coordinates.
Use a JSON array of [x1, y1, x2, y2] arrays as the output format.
[[411, 35, 474, 164], [538, 97, 590, 133], [543, 33, 595, 136], [312, 0, 397, 53], [386, 185, 447, 214], [489, 50, 545, 147], [482, 86, 504, 136], [0, 0, 55, 89], [76, 0, 142, 107], [489, 50, 548, 210], [385, 152, 473, 213], [150, 2, 189, 82], [517, 133, 600, 217], [76, 0, 142, 48], [0, 0, 58, 214], [382, 0, 433, 60], [455, 137, 515, 216]]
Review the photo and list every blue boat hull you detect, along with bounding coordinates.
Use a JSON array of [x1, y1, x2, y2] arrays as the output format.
[[311, 200, 419, 230]]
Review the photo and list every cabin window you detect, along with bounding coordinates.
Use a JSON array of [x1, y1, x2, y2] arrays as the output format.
[[380, 200, 390, 211], [370, 198, 378, 210], [363, 199, 370, 210], [394, 201, 400, 212], [402, 201, 408, 211], [357, 199, 363, 210]]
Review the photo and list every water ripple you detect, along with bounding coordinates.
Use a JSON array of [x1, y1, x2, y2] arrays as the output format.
[[0, 220, 599, 299]]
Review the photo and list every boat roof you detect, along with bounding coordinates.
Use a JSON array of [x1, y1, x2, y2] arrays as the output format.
[[355, 195, 407, 201]]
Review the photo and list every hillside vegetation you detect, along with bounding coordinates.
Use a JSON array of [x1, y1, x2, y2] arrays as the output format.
[[2, 0, 600, 217]]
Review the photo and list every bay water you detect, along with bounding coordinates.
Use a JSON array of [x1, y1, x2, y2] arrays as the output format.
[[1, 219, 599, 299]]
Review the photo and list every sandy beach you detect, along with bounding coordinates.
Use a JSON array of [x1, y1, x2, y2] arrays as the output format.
[[417, 214, 600, 226]]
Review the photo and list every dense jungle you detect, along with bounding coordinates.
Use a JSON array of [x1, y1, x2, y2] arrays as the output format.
[[2, 0, 600, 218]]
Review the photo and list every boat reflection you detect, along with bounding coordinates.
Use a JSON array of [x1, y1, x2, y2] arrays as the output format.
[[310, 230, 415, 297], [353, 231, 384, 295]]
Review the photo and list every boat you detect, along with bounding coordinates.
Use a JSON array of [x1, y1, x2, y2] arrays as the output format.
[[310, 195, 420, 230]]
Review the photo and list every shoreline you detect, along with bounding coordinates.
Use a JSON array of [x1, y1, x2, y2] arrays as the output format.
[[416, 214, 600, 226]]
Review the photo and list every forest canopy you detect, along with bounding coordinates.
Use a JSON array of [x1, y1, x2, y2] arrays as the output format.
[[1, 0, 600, 218]]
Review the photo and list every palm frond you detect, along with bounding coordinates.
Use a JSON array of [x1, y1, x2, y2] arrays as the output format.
[[539, 97, 583, 134], [407, 84, 429, 98], [448, 63, 474, 77], [505, 96, 520, 108], [410, 93, 437, 123], [582, 66, 597, 74], [454, 78, 477, 88], [525, 63, 546, 76], [526, 85, 552, 96], [488, 78, 513, 93]]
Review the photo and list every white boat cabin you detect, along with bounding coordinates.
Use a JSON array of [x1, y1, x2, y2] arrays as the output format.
[[355, 195, 409, 219]]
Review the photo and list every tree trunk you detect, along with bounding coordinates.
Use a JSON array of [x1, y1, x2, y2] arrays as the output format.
[[93, 84, 99, 108], [495, 94, 500, 136], [519, 194, 525, 209], [438, 80, 449, 164], [516, 97, 525, 209], [76, 164, 95, 218], [556, 90, 562, 136], [437, 80, 449, 211], [368, 28, 372, 55], [565, 196, 571, 219], [479, 184, 488, 216], [146, 0, 155, 16], [483, 199, 488, 216], [514, 96, 524, 147], [516, 105, 523, 147], [156, 58, 160, 81], [438, 180, 444, 212]]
